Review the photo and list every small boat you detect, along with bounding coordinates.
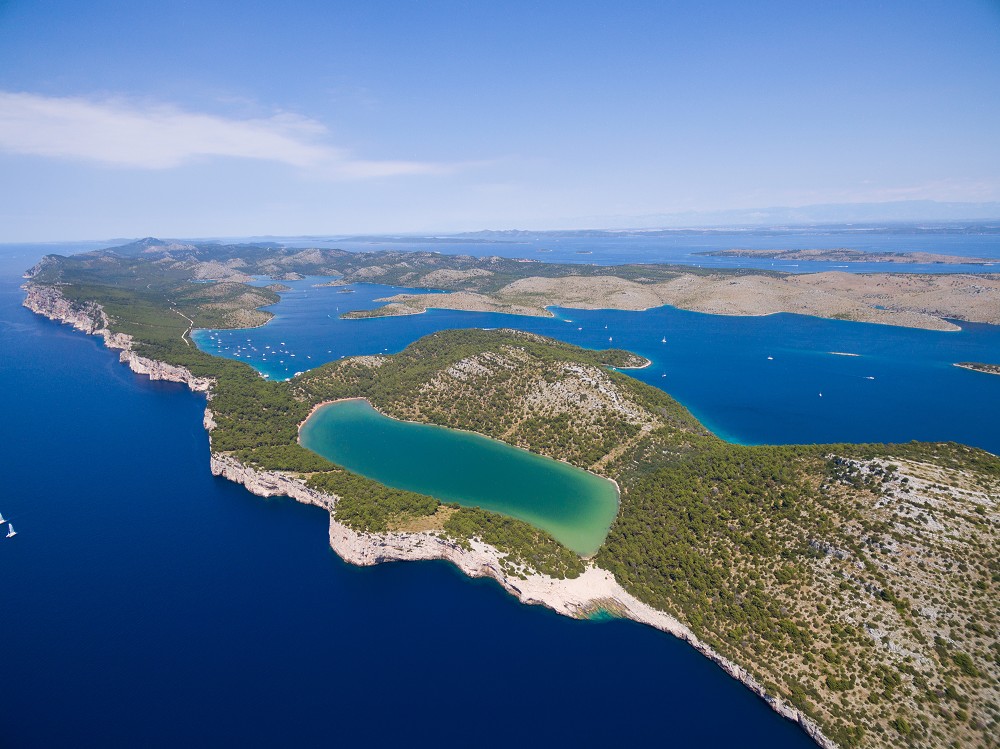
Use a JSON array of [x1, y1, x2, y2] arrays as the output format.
[[0, 511, 5, 524], [661, 337, 666, 343], [767, 356, 773, 360], [608, 336, 613, 342], [6, 523, 15, 538], [818, 393, 823, 398]]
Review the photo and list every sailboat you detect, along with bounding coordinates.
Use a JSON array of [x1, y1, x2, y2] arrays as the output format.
[[661, 337, 666, 343], [0, 511, 5, 524], [6, 523, 15, 538]]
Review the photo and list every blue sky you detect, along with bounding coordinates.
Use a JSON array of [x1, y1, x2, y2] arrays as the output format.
[[1, 0, 998, 240]]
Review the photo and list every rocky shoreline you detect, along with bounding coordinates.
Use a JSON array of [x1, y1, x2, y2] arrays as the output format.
[[22, 280, 836, 749], [954, 361, 1000, 376], [22, 283, 214, 393]]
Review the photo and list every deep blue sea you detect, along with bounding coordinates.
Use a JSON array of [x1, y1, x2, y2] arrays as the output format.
[[2, 231, 998, 747]]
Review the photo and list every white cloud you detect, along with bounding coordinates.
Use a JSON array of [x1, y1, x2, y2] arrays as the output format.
[[0, 91, 450, 178]]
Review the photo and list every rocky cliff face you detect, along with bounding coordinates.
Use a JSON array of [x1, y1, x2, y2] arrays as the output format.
[[23, 283, 212, 393], [22, 282, 108, 335], [23, 280, 836, 749]]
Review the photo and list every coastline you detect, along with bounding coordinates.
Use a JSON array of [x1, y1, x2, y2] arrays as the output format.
[[953, 362, 1000, 376], [614, 355, 652, 370], [21, 280, 837, 749]]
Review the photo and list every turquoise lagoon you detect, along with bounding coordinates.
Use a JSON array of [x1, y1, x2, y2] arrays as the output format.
[[299, 398, 619, 555]]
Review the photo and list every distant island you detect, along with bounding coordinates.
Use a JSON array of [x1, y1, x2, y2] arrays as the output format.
[[21, 239, 1000, 749], [696, 248, 995, 265], [61, 236, 999, 332], [954, 362, 1000, 376]]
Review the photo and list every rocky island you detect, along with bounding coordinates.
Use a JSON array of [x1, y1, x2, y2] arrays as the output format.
[[22, 240, 1000, 749], [955, 362, 1000, 376], [696, 248, 997, 265]]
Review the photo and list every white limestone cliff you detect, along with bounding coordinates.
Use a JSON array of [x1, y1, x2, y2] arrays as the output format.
[[23, 283, 212, 393]]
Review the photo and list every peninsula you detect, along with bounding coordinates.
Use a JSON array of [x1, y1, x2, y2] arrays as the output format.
[[22, 241, 1000, 749]]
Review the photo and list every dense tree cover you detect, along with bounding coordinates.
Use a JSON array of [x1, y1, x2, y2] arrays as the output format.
[[598, 441, 818, 636], [442, 506, 585, 579], [307, 470, 438, 531], [235, 445, 334, 473], [305, 473, 584, 578]]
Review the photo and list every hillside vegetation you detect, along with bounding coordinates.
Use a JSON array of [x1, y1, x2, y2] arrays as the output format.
[[24, 244, 1000, 749]]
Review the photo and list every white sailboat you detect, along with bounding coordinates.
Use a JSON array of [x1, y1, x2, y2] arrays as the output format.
[[661, 337, 666, 343], [6, 523, 15, 538], [0, 511, 5, 524]]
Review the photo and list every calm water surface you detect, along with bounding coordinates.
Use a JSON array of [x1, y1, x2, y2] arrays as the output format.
[[300, 399, 619, 554]]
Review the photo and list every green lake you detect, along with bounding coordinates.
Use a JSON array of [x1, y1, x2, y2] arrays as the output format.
[[299, 399, 620, 555]]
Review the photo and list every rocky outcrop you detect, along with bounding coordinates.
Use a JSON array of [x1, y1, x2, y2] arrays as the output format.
[[209, 452, 333, 512], [115, 345, 212, 393], [22, 282, 108, 335], [22, 282, 212, 393], [23, 280, 836, 749]]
